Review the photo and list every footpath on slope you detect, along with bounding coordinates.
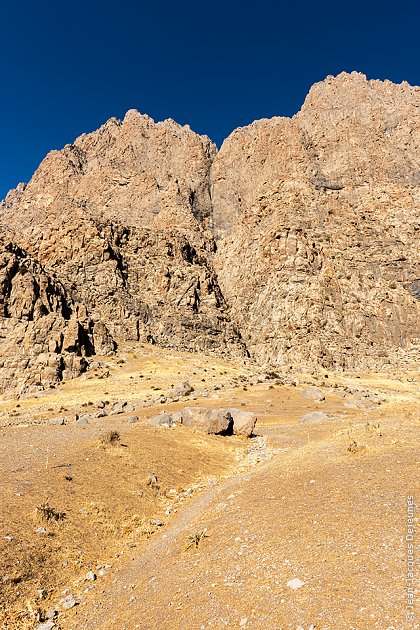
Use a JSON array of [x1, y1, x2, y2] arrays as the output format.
[[64, 406, 418, 630]]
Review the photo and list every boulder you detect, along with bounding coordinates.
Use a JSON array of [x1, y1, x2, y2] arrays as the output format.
[[301, 387, 325, 402], [228, 408, 257, 437], [180, 407, 233, 435], [148, 413, 176, 429]]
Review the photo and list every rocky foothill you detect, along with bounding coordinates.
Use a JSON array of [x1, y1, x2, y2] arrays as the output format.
[[1, 72, 419, 395]]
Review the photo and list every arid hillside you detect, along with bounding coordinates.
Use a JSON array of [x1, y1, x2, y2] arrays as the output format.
[[0, 342, 418, 628], [1, 72, 419, 395]]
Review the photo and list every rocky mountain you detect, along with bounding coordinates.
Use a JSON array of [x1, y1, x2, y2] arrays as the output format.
[[212, 72, 420, 369], [1, 72, 419, 394]]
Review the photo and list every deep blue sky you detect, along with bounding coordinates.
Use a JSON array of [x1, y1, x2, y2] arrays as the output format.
[[1, 0, 419, 199]]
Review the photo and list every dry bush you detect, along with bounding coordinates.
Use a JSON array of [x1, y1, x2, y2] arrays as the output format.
[[346, 428, 366, 454], [35, 501, 66, 523], [99, 430, 121, 446], [186, 530, 209, 550]]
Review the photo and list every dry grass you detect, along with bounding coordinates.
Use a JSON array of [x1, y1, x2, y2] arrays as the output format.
[[186, 530, 209, 550], [99, 430, 121, 446], [34, 501, 66, 523]]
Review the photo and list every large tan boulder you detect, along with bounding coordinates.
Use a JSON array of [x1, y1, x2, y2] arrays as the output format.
[[228, 409, 257, 437], [180, 407, 233, 435]]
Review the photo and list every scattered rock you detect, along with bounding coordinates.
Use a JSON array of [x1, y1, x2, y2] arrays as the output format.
[[228, 408, 257, 437], [301, 387, 325, 402], [148, 413, 176, 429], [127, 415, 139, 424], [59, 594, 77, 609], [171, 381, 194, 397], [287, 578, 305, 590], [50, 416, 67, 426], [44, 608, 58, 620], [75, 416, 89, 425], [299, 411, 329, 424], [110, 400, 128, 415]]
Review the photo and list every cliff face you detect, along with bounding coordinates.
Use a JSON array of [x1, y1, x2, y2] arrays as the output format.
[[1, 72, 419, 393], [211, 72, 420, 369], [0, 233, 116, 394], [0, 110, 246, 394]]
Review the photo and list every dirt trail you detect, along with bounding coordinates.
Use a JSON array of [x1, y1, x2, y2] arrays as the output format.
[[1, 347, 418, 629], [65, 413, 419, 630]]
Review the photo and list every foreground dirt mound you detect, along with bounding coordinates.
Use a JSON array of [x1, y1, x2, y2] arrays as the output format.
[[1, 343, 417, 628]]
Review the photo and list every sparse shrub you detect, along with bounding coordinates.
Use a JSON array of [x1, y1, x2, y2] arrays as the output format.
[[346, 428, 366, 454], [146, 473, 160, 495], [186, 530, 208, 550], [146, 473, 159, 489], [99, 430, 121, 446], [35, 501, 66, 523], [389, 281, 397, 289]]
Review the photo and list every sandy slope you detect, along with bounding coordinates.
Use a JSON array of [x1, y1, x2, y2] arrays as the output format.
[[0, 344, 418, 629]]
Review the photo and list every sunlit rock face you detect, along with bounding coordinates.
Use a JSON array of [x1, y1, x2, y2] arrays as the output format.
[[1, 72, 419, 393], [211, 72, 420, 369]]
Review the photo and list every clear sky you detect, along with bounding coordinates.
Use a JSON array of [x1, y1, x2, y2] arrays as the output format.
[[1, 0, 420, 199]]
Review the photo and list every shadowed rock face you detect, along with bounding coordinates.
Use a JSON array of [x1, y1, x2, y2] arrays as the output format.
[[0, 234, 115, 395], [1, 72, 419, 393]]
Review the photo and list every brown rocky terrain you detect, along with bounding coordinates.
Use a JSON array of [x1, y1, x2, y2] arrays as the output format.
[[1, 72, 419, 395], [0, 70, 419, 629], [0, 342, 418, 628], [212, 72, 420, 370]]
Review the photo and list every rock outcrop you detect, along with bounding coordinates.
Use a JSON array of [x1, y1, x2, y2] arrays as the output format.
[[1, 72, 419, 393], [212, 72, 420, 370], [0, 234, 114, 395]]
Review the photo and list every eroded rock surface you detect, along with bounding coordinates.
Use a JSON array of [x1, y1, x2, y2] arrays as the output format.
[[211, 72, 420, 370], [1, 72, 419, 393], [0, 234, 114, 395]]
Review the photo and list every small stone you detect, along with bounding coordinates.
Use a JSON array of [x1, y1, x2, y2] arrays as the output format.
[[86, 570, 96, 581], [240, 618, 248, 626], [299, 411, 329, 424], [59, 594, 77, 609], [287, 578, 305, 590], [98, 568, 107, 577], [75, 416, 89, 425], [127, 415, 138, 424], [301, 387, 325, 402], [50, 417, 66, 425], [37, 622, 55, 630], [36, 527, 47, 534], [171, 381, 194, 397], [44, 608, 58, 620]]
